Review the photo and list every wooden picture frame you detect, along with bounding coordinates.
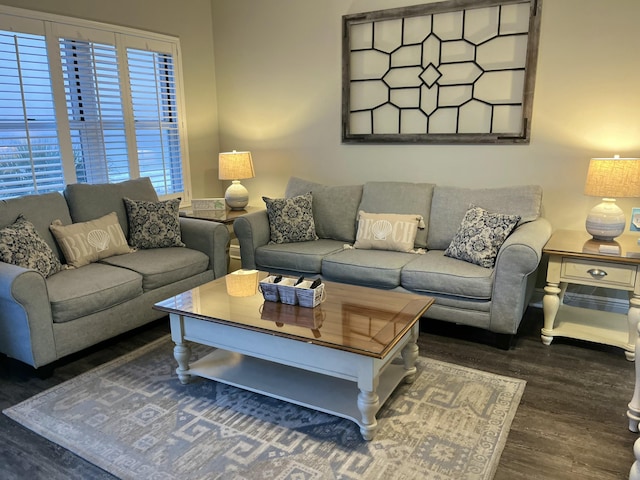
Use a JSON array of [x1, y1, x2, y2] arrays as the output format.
[[342, 0, 542, 144]]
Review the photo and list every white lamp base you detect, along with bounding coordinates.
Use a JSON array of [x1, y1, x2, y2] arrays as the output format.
[[585, 198, 626, 241], [225, 180, 249, 210]]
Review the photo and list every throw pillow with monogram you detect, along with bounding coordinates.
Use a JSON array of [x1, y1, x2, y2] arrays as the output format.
[[353, 211, 426, 253], [50, 212, 133, 268]]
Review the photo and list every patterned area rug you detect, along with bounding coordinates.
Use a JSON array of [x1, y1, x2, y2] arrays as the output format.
[[4, 336, 525, 480]]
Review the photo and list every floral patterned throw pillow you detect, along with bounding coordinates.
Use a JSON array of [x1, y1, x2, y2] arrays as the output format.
[[263, 193, 318, 244], [123, 197, 185, 249], [0, 215, 63, 277], [444, 204, 520, 268]]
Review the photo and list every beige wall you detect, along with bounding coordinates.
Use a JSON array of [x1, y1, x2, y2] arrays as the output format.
[[3, 0, 639, 230], [211, 0, 640, 232], [0, 0, 223, 199]]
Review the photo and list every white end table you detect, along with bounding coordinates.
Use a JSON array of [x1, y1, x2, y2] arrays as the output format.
[[542, 230, 640, 361]]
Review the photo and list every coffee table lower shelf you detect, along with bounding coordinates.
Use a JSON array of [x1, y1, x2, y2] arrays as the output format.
[[185, 348, 410, 437]]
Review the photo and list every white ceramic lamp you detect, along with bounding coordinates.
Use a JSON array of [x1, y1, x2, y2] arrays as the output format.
[[584, 156, 640, 241], [218, 150, 255, 210]]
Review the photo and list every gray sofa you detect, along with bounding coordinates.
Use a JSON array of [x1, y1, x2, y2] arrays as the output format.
[[0, 178, 229, 369], [235, 177, 552, 347]]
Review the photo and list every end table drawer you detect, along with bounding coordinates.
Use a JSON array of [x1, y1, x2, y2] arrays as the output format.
[[561, 258, 637, 288]]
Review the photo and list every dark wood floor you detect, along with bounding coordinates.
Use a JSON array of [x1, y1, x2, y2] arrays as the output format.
[[0, 307, 636, 479]]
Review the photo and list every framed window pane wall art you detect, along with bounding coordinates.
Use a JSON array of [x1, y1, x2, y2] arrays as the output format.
[[342, 0, 542, 144]]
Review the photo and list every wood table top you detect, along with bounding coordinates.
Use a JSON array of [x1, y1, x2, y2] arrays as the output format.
[[154, 271, 434, 359], [179, 206, 261, 225], [543, 229, 640, 264]]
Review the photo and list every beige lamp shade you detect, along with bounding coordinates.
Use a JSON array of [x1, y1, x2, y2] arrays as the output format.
[[225, 269, 259, 297], [584, 157, 640, 198], [584, 156, 640, 241], [218, 151, 255, 180]]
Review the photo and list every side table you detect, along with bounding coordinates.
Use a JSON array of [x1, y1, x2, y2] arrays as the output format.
[[180, 206, 261, 271], [180, 206, 261, 229], [542, 229, 640, 361]]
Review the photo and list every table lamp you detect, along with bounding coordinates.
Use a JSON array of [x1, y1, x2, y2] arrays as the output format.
[[218, 150, 255, 210], [584, 155, 640, 241]]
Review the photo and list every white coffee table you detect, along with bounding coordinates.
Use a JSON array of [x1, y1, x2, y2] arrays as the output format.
[[154, 272, 433, 440]]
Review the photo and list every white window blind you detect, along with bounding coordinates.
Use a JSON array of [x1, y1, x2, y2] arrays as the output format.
[[127, 48, 183, 196], [60, 38, 129, 184], [0, 28, 64, 198], [0, 7, 190, 201]]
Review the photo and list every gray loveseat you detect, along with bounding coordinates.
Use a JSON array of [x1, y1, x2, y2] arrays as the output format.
[[0, 178, 229, 369], [235, 177, 552, 347]]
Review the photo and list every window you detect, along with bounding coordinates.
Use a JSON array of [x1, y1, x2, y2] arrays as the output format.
[[127, 48, 183, 195], [0, 7, 190, 200], [0, 28, 64, 197], [60, 38, 128, 184]]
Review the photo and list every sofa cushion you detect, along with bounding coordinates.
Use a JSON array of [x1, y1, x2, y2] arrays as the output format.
[[358, 182, 434, 249], [124, 197, 185, 249], [64, 177, 159, 238], [444, 205, 520, 268], [0, 191, 71, 259], [0, 215, 63, 278], [100, 247, 209, 291], [263, 193, 318, 244], [354, 211, 425, 253], [255, 239, 344, 274], [50, 212, 133, 268], [401, 250, 494, 300], [286, 177, 363, 242], [321, 248, 414, 289], [427, 185, 542, 250], [46, 263, 143, 323]]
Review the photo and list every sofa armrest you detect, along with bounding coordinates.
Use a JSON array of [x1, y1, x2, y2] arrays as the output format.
[[233, 210, 271, 269], [490, 217, 553, 334], [179, 217, 230, 278], [0, 262, 57, 368], [497, 218, 553, 270]]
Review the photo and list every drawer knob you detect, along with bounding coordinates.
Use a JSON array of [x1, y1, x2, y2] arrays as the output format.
[[587, 268, 607, 278]]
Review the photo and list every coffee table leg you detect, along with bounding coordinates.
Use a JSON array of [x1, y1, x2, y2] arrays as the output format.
[[402, 327, 419, 383], [173, 341, 192, 384], [357, 389, 380, 441]]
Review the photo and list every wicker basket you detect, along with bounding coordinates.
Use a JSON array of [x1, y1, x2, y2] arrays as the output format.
[[258, 276, 281, 302], [295, 280, 325, 308], [276, 277, 298, 305], [259, 276, 325, 308]]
